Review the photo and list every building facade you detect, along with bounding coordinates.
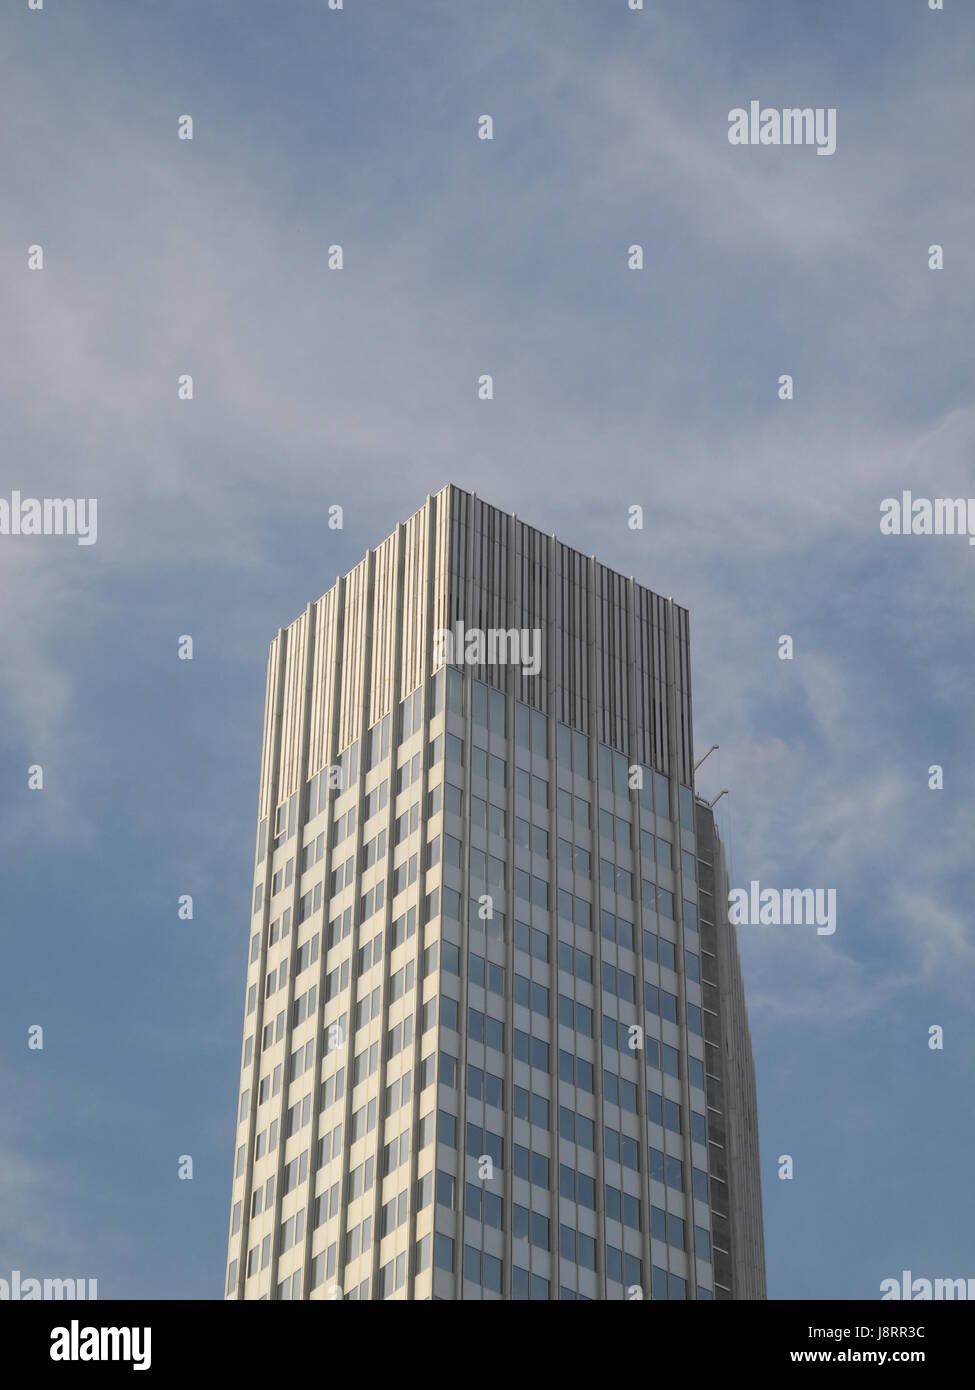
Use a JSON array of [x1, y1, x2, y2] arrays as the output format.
[[225, 483, 766, 1301]]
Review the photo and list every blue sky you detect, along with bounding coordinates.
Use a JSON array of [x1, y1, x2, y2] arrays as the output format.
[[1, 0, 973, 1298]]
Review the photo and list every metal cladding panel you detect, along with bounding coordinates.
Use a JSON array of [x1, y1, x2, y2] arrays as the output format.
[[430, 489, 451, 669], [257, 488, 692, 820], [513, 518, 548, 710], [595, 562, 628, 754], [274, 610, 309, 802], [368, 533, 397, 725], [339, 560, 368, 751], [633, 584, 660, 773], [401, 504, 431, 699], [555, 542, 593, 735], [467, 495, 509, 691], [639, 587, 669, 778], [307, 588, 338, 777], [256, 492, 448, 822], [437, 491, 688, 779], [257, 637, 281, 820], [654, 592, 668, 774], [675, 603, 694, 784], [445, 484, 467, 631]]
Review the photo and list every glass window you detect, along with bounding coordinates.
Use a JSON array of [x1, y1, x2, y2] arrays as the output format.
[[572, 731, 589, 776], [489, 688, 505, 736], [531, 709, 547, 754], [436, 1169, 455, 1209], [447, 667, 464, 715]]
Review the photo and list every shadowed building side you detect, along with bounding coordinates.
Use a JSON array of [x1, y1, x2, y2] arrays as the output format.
[[695, 799, 767, 1299]]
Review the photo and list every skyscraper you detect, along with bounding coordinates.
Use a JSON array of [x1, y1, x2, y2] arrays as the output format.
[[225, 483, 766, 1301]]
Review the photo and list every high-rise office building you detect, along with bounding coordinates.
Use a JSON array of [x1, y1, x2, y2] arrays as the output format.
[[225, 483, 766, 1301]]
